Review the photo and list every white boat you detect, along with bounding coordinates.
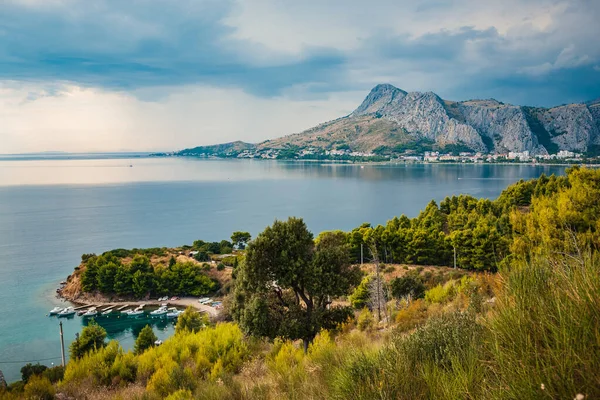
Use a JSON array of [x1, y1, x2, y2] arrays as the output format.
[[166, 308, 183, 318], [150, 305, 168, 316], [58, 307, 75, 317], [101, 308, 113, 315], [49, 306, 63, 315], [154, 339, 163, 346], [198, 297, 211, 304], [82, 308, 98, 317], [127, 306, 144, 317]]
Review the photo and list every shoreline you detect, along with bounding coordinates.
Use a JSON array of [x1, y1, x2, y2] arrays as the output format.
[[57, 293, 220, 317]]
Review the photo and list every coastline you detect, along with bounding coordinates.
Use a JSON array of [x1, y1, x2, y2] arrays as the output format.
[[56, 292, 220, 317]]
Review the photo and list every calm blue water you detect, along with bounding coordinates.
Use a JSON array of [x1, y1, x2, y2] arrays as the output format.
[[0, 157, 566, 382]]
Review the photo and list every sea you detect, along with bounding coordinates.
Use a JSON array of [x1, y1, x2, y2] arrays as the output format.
[[0, 155, 567, 382]]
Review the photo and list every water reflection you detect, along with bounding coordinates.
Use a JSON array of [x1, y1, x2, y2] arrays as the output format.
[[82, 313, 176, 339]]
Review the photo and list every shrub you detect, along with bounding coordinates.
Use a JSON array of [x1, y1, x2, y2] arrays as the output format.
[[217, 263, 225, 271], [135, 325, 158, 355], [42, 365, 65, 384], [486, 253, 600, 399], [390, 274, 426, 300], [175, 307, 208, 334], [20, 363, 47, 383], [357, 308, 374, 331], [349, 276, 371, 309], [395, 299, 428, 332], [424, 280, 456, 304], [23, 376, 55, 400]]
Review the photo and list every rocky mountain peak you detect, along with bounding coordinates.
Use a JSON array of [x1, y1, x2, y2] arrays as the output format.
[[352, 84, 407, 115]]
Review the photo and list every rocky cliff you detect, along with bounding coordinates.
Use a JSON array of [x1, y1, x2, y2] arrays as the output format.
[[180, 84, 600, 156]]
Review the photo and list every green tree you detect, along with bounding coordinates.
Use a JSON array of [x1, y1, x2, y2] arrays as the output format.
[[232, 218, 360, 352], [69, 320, 107, 359], [175, 306, 207, 333], [169, 256, 177, 267], [134, 325, 158, 354], [231, 231, 252, 250], [390, 274, 426, 300], [20, 363, 47, 383], [349, 275, 372, 309]]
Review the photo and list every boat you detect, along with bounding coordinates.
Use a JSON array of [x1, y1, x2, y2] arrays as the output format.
[[58, 307, 75, 317], [154, 339, 163, 346], [101, 308, 113, 315], [82, 308, 98, 317], [166, 308, 183, 318], [150, 305, 168, 316], [49, 306, 64, 315], [198, 297, 211, 304], [127, 306, 144, 317]]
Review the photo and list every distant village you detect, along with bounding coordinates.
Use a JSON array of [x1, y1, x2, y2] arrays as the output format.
[[226, 147, 589, 164]]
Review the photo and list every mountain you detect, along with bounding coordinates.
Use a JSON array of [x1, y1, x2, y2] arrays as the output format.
[[179, 84, 600, 157]]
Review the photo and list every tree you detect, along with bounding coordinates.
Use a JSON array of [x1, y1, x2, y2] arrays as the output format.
[[349, 275, 372, 309], [69, 320, 107, 359], [231, 231, 252, 250], [175, 306, 207, 333], [169, 256, 177, 267], [390, 274, 426, 300], [135, 325, 158, 354], [232, 218, 360, 352], [20, 363, 47, 383]]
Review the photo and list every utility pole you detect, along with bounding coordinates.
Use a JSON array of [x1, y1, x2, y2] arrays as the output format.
[[453, 246, 457, 269], [360, 243, 363, 265], [59, 322, 66, 367]]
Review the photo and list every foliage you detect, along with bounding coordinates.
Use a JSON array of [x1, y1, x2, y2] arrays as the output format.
[[216, 262, 225, 271], [232, 219, 361, 351], [486, 252, 600, 399], [348, 275, 371, 309], [230, 231, 251, 250], [356, 308, 374, 331], [424, 280, 456, 304], [23, 376, 55, 400], [82, 255, 217, 297], [20, 363, 47, 384], [390, 274, 426, 300], [175, 306, 208, 334], [69, 320, 107, 360], [135, 325, 158, 355]]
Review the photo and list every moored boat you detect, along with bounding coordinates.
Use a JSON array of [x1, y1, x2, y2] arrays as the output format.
[[150, 304, 168, 316], [49, 306, 63, 315], [82, 308, 98, 317], [58, 307, 75, 317]]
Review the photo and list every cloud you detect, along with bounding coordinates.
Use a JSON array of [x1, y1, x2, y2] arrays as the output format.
[[0, 81, 364, 153], [0, 0, 599, 152]]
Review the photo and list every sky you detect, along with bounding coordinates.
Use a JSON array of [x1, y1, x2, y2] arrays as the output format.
[[1, 0, 599, 153]]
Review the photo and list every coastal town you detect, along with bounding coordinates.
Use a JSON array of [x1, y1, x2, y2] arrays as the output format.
[[172, 146, 592, 164]]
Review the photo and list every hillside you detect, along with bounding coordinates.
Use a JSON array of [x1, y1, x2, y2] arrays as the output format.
[[178, 84, 600, 158]]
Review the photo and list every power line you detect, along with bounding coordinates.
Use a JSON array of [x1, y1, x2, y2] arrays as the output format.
[[0, 356, 62, 365]]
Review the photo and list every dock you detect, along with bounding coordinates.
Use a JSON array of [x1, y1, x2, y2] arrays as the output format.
[[116, 304, 130, 311], [100, 305, 115, 312], [73, 304, 97, 310]]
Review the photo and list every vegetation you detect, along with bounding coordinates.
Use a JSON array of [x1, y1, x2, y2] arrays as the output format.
[[175, 306, 208, 333], [232, 220, 361, 351], [69, 320, 107, 360], [231, 231, 252, 249], [81, 255, 217, 298], [134, 325, 158, 355], [4, 168, 600, 399]]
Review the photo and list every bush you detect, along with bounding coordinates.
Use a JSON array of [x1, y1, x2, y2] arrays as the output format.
[[42, 365, 65, 384], [216, 263, 225, 271], [135, 325, 158, 355], [486, 253, 600, 399], [20, 363, 47, 383], [23, 376, 55, 400], [175, 307, 208, 334], [424, 280, 456, 304], [390, 274, 426, 300], [349, 276, 371, 309], [395, 299, 428, 332], [357, 308, 374, 331]]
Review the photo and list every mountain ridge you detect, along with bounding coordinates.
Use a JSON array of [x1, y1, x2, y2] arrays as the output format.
[[179, 84, 600, 157]]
